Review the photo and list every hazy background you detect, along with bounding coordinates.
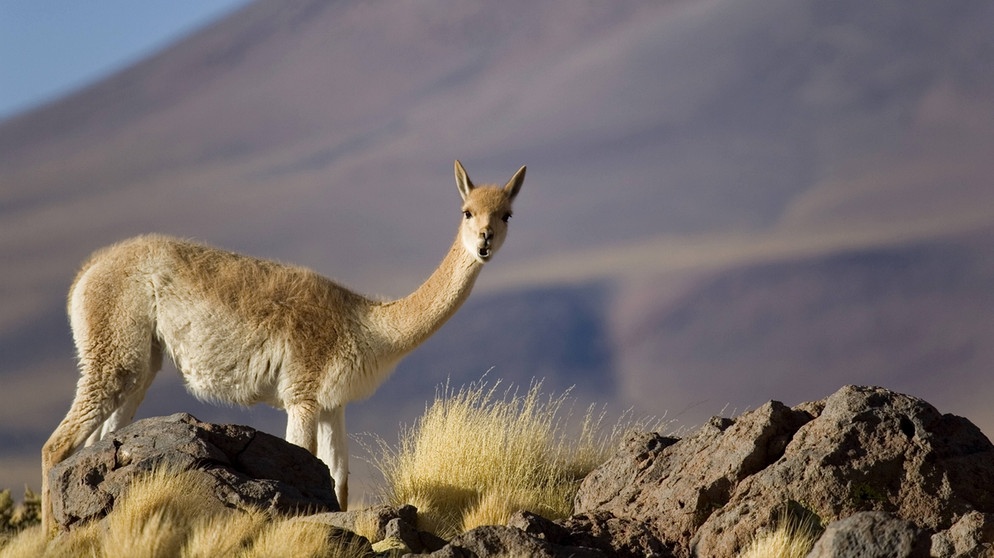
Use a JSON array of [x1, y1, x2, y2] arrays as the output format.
[[2, 0, 994, 502]]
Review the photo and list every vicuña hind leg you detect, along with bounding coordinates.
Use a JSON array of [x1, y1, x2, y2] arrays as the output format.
[[42, 383, 107, 534], [41, 359, 154, 533], [80, 342, 160, 447], [42, 291, 158, 534], [85, 355, 160, 445]]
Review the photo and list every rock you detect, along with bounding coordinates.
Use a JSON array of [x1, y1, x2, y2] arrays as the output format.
[[806, 511, 929, 558], [557, 511, 677, 558], [425, 525, 605, 558], [48, 413, 338, 530], [505, 510, 673, 557], [383, 515, 447, 553], [313, 525, 375, 557], [423, 525, 549, 558], [507, 510, 572, 544], [575, 398, 813, 553], [302, 504, 445, 553], [930, 511, 994, 558], [574, 385, 994, 558], [693, 386, 994, 557], [372, 536, 410, 555], [300, 504, 416, 541], [573, 432, 679, 512]]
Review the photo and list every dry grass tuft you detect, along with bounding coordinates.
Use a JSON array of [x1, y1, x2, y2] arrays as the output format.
[[347, 509, 387, 544], [241, 518, 368, 558], [0, 466, 370, 558], [737, 514, 821, 558], [102, 467, 226, 558], [0, 526, 47, 558], [369, 377, 659, 538], [181, 510, 267, 558], [459, 487, 548, 532]]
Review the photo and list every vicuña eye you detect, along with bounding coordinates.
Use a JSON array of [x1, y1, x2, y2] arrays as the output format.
[[463, 210, 472, 219], [502, 213, 512, 223]]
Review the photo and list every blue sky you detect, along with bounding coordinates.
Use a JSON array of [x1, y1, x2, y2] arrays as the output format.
[[0, 0, 251, 121]]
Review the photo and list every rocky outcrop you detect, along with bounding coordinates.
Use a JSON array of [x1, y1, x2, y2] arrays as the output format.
[[689, 385, 994, 557], [47, 412, 339, 530], [44, 386, 994, 557], [575, 398, 812, 551], [567, 385, 994, 557]]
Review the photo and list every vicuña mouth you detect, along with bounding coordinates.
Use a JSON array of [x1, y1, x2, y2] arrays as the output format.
[[478, 248, 492, 260]]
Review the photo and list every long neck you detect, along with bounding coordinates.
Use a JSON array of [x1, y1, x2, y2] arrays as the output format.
[[370, 237, 483, 357]]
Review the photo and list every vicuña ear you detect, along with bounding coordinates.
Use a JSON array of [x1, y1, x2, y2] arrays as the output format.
[[503, 165, 526, 201], [455, 160, 474, 201]]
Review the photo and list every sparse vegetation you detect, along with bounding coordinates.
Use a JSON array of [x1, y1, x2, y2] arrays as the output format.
[[2, 378, 655, 556], [367, 378, 658, 538]]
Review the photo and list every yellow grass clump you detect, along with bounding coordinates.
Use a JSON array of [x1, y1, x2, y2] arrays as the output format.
[[240, 519, 370, 558], [737, 514, 821, 558], [369, 377, 656, 538], [0, 467, 371, 558]]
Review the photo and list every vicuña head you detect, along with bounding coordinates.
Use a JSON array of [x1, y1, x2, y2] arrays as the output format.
[[456, 159, 523, 263], [41, 160, 525, 534]]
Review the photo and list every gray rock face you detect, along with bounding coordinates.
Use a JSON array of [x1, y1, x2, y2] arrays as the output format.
[[575, 398, 814, 554], [48, 413, 338, 530], [301, 504, 447, 553], [555, 511, 678, 558], [569, 385, 994, 558], [807, 511, 929, 558], [425, 524, 605, 558], [930, 511, 994, 558]]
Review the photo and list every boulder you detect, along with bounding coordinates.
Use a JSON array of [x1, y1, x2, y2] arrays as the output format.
[[298, 504, 416, 542], [555, 511, 678, 558], [300, 504, 446, 553], [806, 511, 929, 558], [575, 398, 813, 553], [573, 385, 994, 558], [692, 386, 994, 556], [47, 412, 338, 530], [930, 511, 994, 558], [425, 524, 604, 558]]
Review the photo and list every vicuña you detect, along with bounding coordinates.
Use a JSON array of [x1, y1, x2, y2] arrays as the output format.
[[41, 160, 526, 532]]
